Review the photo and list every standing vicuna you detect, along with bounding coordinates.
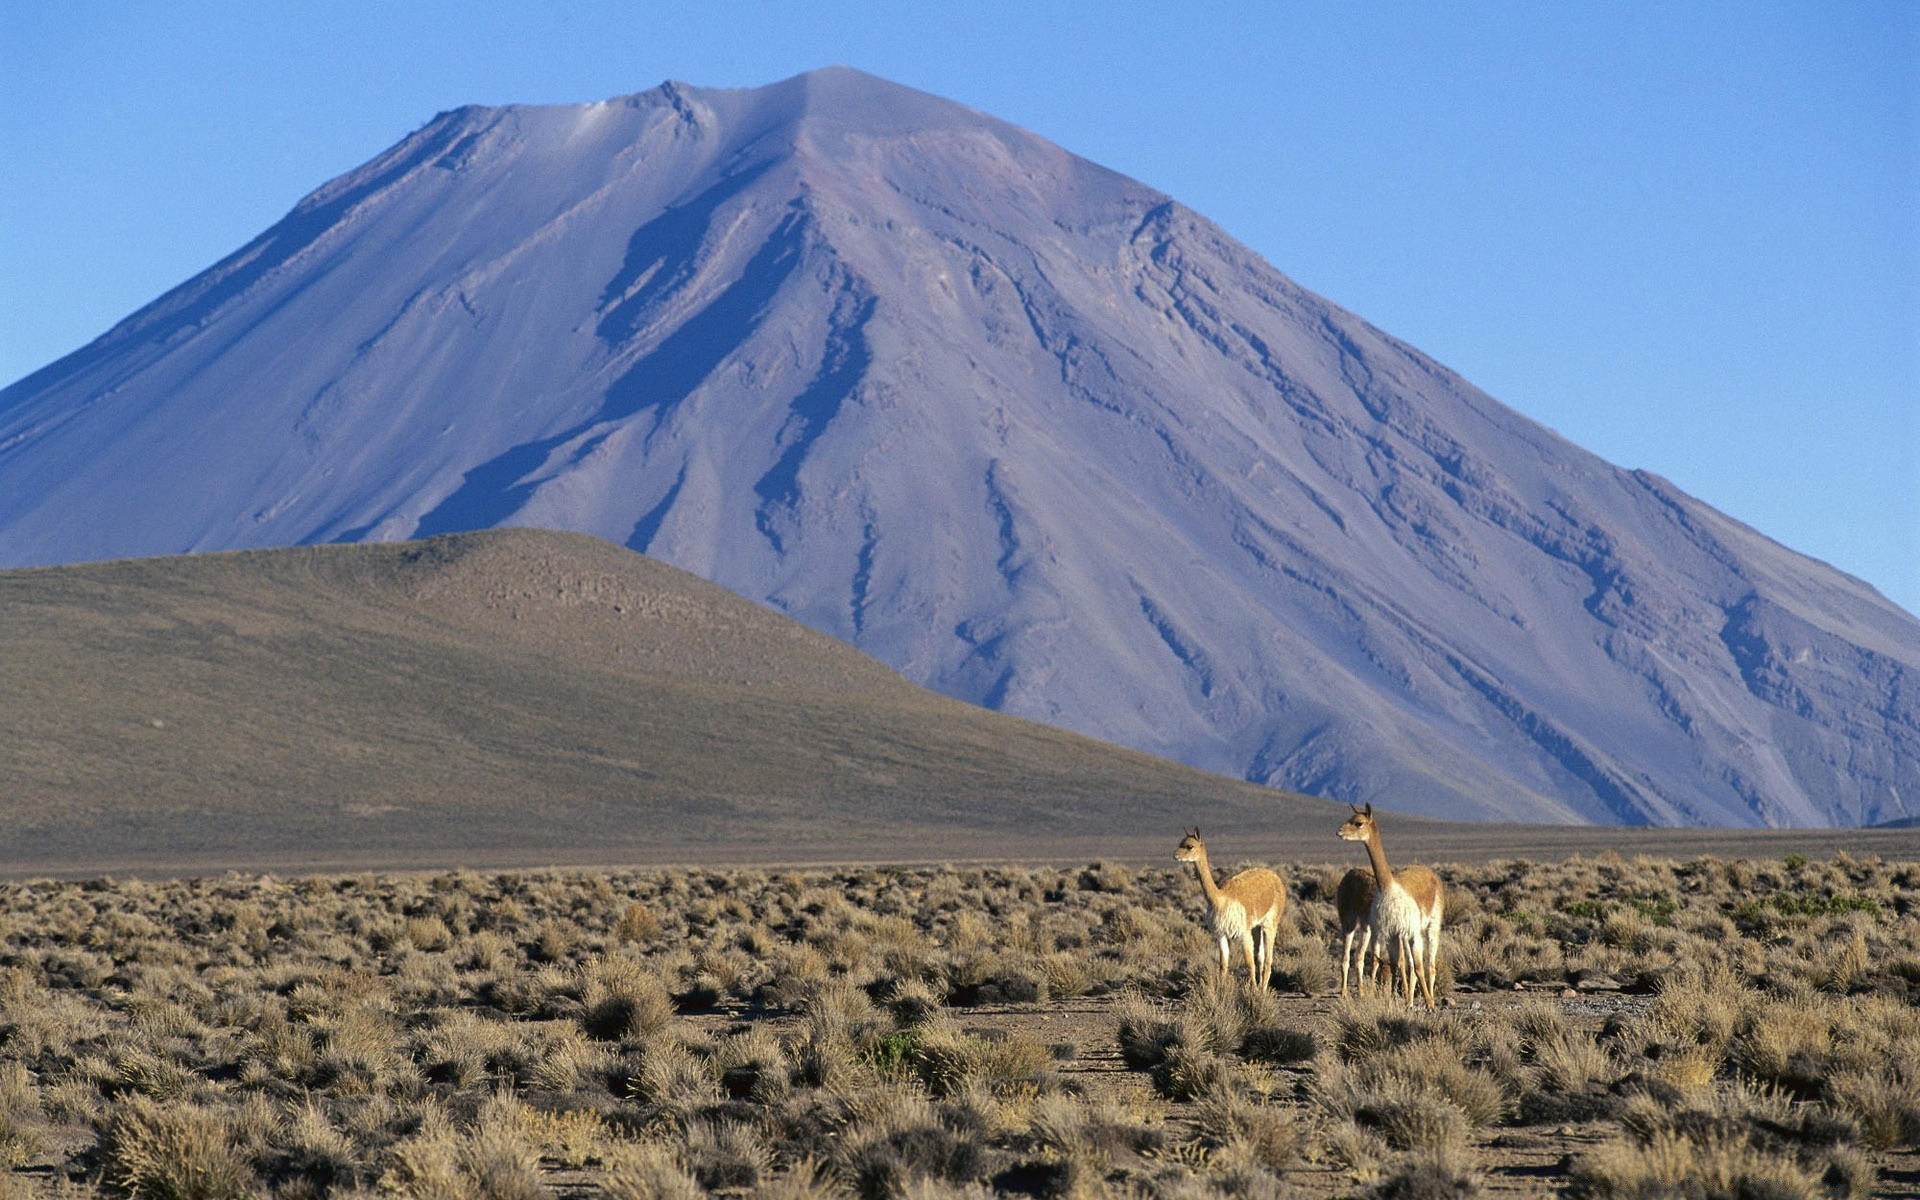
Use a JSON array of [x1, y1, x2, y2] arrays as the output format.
[[1336, 803, 1445, 1009], [1175, 828, 1287, 989], [1334, 866, 1380, 997]]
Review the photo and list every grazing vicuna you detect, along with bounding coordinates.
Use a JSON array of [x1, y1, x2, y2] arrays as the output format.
[[1175, 828, 1286, 989], [1336, 803, 1445, 1009], [1334, 866, 1379, 997]]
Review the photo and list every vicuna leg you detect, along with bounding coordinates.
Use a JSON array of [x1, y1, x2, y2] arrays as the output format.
[[1342, 925, 1373, 996]]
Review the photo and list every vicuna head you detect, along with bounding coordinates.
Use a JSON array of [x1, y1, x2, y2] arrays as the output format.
[[1336, 803, 1376, 843], [1175, 827, 1206, 863]]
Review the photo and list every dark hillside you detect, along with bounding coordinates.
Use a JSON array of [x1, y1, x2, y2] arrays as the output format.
[[0, 529, 1342, 874]]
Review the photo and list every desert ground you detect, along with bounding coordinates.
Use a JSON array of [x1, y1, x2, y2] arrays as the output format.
[[4, 844, 1917, 1198]]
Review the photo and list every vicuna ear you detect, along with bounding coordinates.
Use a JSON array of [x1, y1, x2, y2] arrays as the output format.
[[1362, 802, 1373, 817]]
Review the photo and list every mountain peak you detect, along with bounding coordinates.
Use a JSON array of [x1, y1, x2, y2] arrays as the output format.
[[3, 71, 1914, 829]]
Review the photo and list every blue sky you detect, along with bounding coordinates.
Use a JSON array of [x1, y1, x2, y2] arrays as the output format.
[[3, 2, 1915, 614]]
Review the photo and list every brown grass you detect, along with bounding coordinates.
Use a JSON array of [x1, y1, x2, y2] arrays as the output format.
[[1, 851, 1917, 1196]]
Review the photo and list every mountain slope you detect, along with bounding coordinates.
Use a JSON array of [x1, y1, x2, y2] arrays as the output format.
[[0, 529, 1330, 873], [2, 68, 1914, 827]]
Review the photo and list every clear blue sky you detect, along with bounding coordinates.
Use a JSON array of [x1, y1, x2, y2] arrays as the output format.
[[3, 2, 1915, 614]]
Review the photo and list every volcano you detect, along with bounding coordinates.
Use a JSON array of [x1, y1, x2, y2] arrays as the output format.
[[3, 67, 1914, 826]]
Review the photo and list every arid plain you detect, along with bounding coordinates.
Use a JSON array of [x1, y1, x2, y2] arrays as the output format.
[[4, 530, 1918, 1197]]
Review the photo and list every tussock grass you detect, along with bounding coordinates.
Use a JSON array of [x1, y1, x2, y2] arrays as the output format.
[[1, 852, 1916, 1195], [100, 1095, 254, 1200]]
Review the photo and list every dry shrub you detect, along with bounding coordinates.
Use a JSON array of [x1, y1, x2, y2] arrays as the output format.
[[1113, 990, 1182, 1070], [1241, 1020, 1318, 1068], [750, 1157, 843, 1200], [1269, 937, 1333, 996], [613, 901, 662, 944], [1317, 1036, 1505, 1152], [40, 1074, 103, 1126], [1037, 950, 1094, 1000], [127, 997, 204, 1041], [578, 954, 675, 1043], [1730, 993, 1866, 1101], [910, 1017, 1056, 1098], [1026, 1090, 1161, 1174], [529, 918, 577, 964], [306, 999, 411, 1094], [947, 951, 1049, 1007], [1366, 1147, 1482, 1200], [515, 1106, 610, 1171], [1098, 900, 1182, 966], [793, 1026, 867, 1093], [765, 942, 833, 1007], [1620, 963, 1744, 1064], [837, 1091, 989, 1200], [461, 929, 515, 973], [683, 1117, 772, 1192], [1649, 1044, 1722, 1096], [1150, 1042, 1238, 1104], [0, 1105, 39, 1170], [688, 945, 760, 1005], [1181, 973, 1254, 1057], [1, 970, 106, 1063], [427, 1092, 555, 1200], [1607, 1079, 1875, 1200], [1568, 1128, 1826, 1200], [274, 1099, 359, 1193], [1531, 1029, 1616, 1096], [1511, 1008, 1620, 1124], [457, 1127, 547, 1200], [600, 1140, 703, 1200], [110, 1042, 197, 1102], [405, 915, 453, 952], [381, 1105, 465, 1200], [1227, 982, 1317, 1065], [101, 1094, 256, 1200], [1079, 861, 1134, 893], [1111, 987, 1244, 1102], [879, 975, 946, 1026], [1827, 1060, 1920, 1151], [628, 1037, 720, 1120], [1323, 1116, 1390, 1182], [803, 978, 894, 1061], [1332, 996, 1444, 1062], [416, 1009, 515, 1088], [1333, 1073, 1473, 1155], [526, 1022, 607, 1095], [1194, 1087, 1299, 1169], [710, 1025, 791, 1105]]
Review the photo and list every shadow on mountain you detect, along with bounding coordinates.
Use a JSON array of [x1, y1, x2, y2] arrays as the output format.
[[417, 199, 813, 539]]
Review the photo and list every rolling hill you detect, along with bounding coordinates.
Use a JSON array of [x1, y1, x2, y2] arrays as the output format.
[[0, 528, 1345, 874]]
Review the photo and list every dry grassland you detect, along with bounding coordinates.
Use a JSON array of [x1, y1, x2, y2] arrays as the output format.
[[3, 851, 1918, 1198]]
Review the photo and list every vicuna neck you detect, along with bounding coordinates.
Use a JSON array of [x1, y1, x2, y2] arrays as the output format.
[[1188, 848, 1223, 904], [1361, 829, 1396, 892]]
